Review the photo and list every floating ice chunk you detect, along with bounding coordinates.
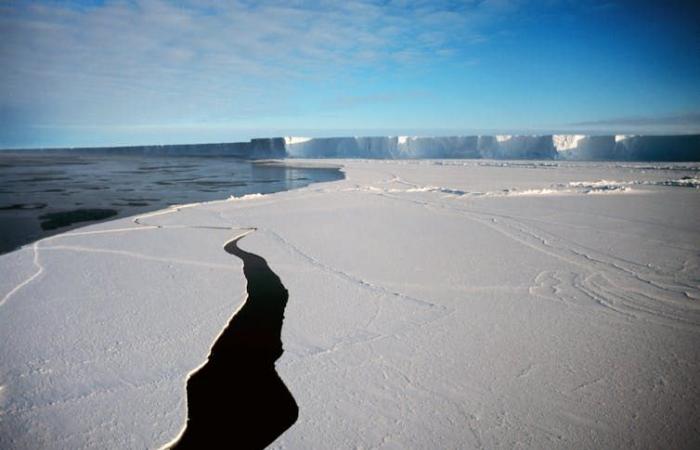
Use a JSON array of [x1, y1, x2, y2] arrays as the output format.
[[229, 193, 265, 201], [655, 177, 700, 188]]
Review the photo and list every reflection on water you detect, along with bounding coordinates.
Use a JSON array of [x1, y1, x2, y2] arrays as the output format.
[[0, 152, 343, 254]]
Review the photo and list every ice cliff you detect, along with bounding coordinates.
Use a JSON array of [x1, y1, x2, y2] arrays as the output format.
[[284, 135, 700, 161], [30, 138, 287, 159], [283, 135, 556, 159], [24, 135, 699, 161]]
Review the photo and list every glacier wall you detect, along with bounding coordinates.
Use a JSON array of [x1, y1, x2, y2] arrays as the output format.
[[24, 135, 699, 161], [283, 135, 557, 159], [33, 138, 287, 159], [285, 135, 700, 161], [553, 135, 700, 161]]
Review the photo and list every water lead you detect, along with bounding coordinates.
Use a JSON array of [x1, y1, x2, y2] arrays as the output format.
[[174, 234, 298, 449]]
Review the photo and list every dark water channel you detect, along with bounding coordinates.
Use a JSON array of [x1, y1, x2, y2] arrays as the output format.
[[0, 152, 343, 254], [173, 234, 298, 449]]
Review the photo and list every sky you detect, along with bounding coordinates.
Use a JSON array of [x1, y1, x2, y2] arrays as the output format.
[[1, 0, 699, 148]]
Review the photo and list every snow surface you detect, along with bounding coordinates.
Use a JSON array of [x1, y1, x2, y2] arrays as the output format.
[[1, 160, 700, 449]]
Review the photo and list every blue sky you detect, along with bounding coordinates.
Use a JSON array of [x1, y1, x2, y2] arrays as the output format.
[[1, 0, 699, 148]]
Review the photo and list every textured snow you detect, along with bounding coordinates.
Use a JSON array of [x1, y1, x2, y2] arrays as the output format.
[[569, 177, 700, 190], [1, 160, 700, 449], [0, 205, 250, 449]]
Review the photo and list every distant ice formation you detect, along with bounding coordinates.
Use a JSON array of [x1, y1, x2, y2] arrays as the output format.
[[284, 135, 700, 161], [23, 135, 700, 161], [283, 135, 558, 159], [29, 138, 288, 159]]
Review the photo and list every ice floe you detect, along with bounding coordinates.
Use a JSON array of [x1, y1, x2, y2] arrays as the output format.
[[1, 159, 699, 449]]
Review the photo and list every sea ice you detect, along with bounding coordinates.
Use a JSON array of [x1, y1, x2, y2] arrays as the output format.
[[1, 159, 699, 449]]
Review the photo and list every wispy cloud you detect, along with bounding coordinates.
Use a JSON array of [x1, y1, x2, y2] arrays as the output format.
[[5, 0, 696, 147], [569, 112, 700, 133], [572, 112, 700, 127], [326, 90, 429, 109], [0, 0, 511, 132]]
